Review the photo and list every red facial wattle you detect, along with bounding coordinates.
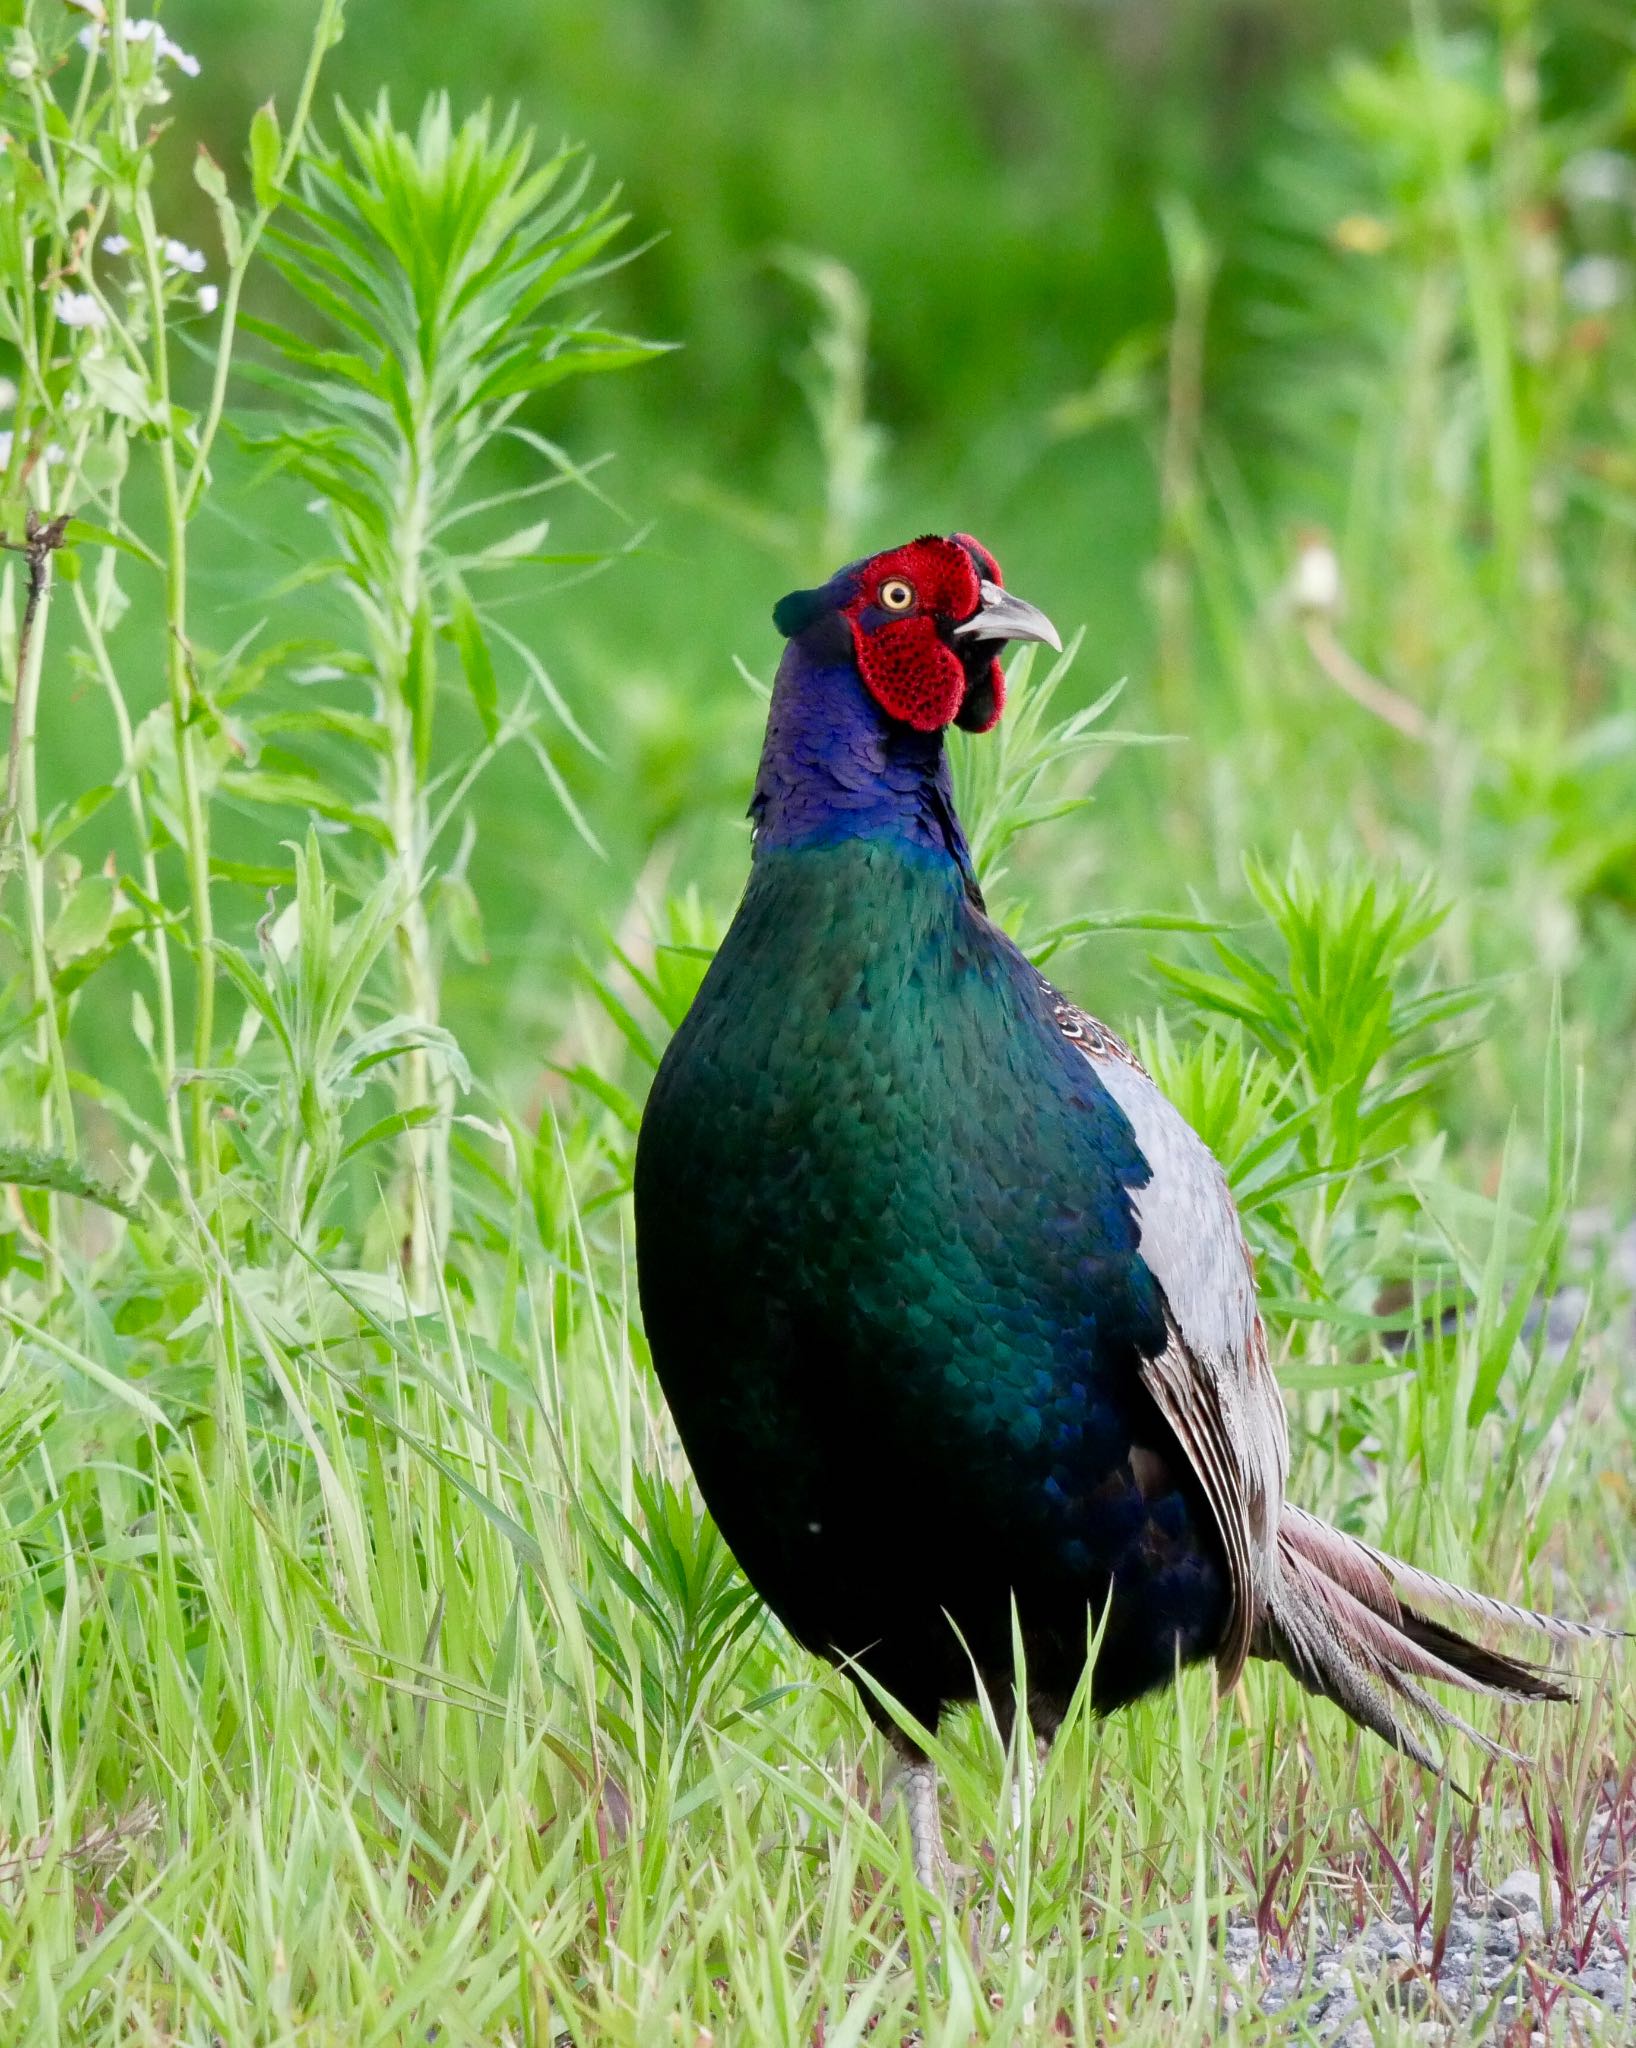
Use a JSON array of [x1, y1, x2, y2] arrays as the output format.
[[842, 536, 1007, 734], [852, 616, 968, 732], [950, 529, 1007, 731]]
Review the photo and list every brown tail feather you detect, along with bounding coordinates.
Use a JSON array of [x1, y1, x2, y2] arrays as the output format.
[[1257, 1508, 1594, 1769], [1257, 1549, 1442, 1771], [1396, 1607, 1567, 1700], [1281, 1503, 1625, 1649], [1390, 1675, 1528, 1768]]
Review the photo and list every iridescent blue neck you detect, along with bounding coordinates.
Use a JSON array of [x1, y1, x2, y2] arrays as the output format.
[[750, 630, 974, 877]]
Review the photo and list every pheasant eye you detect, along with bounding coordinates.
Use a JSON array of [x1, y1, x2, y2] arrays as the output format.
[[878, 578, 915, 613]]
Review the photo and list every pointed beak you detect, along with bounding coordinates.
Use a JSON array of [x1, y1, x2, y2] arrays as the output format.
[[952, 579, 1062, 654]]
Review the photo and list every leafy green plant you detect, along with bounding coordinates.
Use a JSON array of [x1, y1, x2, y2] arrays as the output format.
[[240, 96, 661, 1290], [952, 639, 1223, 960], [1141, 849, 1484, 1361], [1158, 851, 1480, 1183], [0, 0, 341, 1196], [212, 828, 473, 1249], [575, 1466, 767, 1759]]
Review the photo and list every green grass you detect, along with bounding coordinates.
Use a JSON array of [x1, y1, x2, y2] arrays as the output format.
[[0, 0, 1633, 2040]]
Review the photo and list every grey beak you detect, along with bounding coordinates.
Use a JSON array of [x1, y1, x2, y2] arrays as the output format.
[[952, 579, 1062, 654]]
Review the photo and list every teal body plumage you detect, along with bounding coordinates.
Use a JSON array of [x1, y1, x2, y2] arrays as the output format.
[[636, 736, 1228, 1731]]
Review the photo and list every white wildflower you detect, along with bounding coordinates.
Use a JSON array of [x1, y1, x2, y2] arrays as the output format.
[[101, 233, 131, 256], [155, 25, 198, 73], [162, 237, 206, 274], [0, 432, 66, 469], [77, 17, 200, 76], [1561, 149, 1635, 210], [1290, 531, 1342, 617], [54, 289, 107, 329], [196, 283, 220, 315], [1564, 255, 1629, 315]]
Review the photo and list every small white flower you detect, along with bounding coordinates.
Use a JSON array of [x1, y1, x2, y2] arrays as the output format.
[[77, 17, 200, 77], [162, 237, 206, 274], [1561, 149, 1635, 209], [159, 28, 198, 73], [54, 289, 107, 329], [101, 233, 131, 256], [0, 432, 66, 468], [1290, 532, 1343, 616], [196, 283, 220, 315], [1564, 255, 1629, 315]]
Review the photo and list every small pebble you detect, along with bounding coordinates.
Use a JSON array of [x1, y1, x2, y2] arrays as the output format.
[[1493, 1867, 1543, 1918]]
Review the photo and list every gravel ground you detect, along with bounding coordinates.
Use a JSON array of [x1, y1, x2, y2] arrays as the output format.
[[1224, 1899, 1630, 2043], [1218, 1790, 1636, 2044], [1216, 1216, 1636, 2041]]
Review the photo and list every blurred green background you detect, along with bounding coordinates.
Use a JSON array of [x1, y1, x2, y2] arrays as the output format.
[[42, 0, 1636, 1195]]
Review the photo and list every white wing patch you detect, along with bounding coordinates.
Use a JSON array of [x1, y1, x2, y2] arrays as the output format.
[[1047, 989, 1290, 1688]]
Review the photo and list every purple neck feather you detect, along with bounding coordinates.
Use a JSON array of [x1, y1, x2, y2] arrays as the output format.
[[749, 632, 973, 873]]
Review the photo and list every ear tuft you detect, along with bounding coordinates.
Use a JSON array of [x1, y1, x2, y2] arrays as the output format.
[[952, 532, 1002, 586], [773, 585, 828, 639]]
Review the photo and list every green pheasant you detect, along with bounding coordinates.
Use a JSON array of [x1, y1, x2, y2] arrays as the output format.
[[634, 532, 1602, 1884]]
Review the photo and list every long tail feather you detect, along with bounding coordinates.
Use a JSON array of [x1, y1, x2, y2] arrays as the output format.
[[1280, 1504, 1626, 1649], [1256, 1506, 1602, 1768]]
